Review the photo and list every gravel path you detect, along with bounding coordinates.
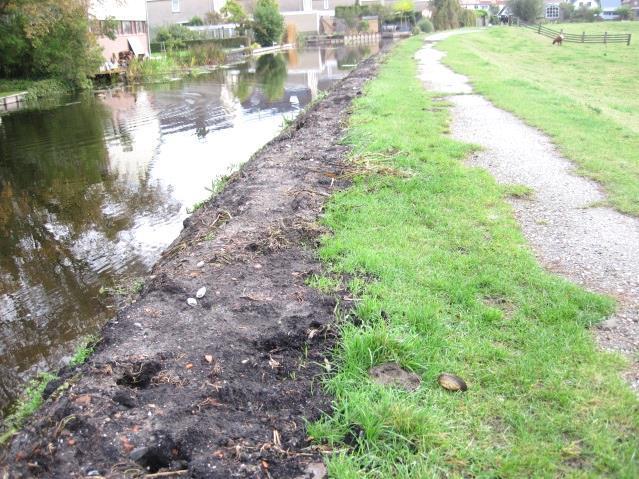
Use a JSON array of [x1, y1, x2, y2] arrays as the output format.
[[417, 32, 639, 390]]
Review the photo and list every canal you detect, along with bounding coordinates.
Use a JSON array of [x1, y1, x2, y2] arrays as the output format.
[[0, 45, 379, 413]]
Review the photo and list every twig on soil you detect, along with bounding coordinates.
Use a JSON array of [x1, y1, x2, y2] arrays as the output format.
[[289, 189, 330, 198], [144, 470, 188, 478]]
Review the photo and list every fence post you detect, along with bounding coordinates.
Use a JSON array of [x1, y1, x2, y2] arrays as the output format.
[[604, 31, 607, 44], [628, 34, 632, 46], [538, 24, 541, 34], [582, 31, 585, 43]]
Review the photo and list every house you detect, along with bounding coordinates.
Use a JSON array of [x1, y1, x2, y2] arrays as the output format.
[[90, 0, 150, 64], [600, 0, 621, 19], [146, 0, 238, 29], [459, 0, 492, 11], [280, 0, 430, 34]]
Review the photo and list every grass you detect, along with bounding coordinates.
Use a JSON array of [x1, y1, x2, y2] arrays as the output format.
[[436, 22, 639, 216], [187, 170, 234, 214], [0, 334, 99, 444], [307, 36, 639, 477]]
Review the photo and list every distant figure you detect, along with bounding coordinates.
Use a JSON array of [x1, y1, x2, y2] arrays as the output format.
[[552, 33, 565, 46]]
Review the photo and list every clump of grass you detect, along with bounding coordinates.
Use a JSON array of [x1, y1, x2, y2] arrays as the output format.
[[99, 277, 144, 297], [502, 183, 534, 199], [0, 334, 100, 445], [187, 169, 236, 214], [306, 274, 342, 294], [69, 334, 100, 368], [0, 372, 58, 444], [309, 37, 639, 477]]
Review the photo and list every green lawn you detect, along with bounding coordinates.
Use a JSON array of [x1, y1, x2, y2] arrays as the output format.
[[308, 37, 639, 477], [437, 23, 639, 216]]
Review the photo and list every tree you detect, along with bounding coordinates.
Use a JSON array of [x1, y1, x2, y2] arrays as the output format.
[[559, 2, 574, 21], [253, 0, 284, 47], [459, 8, 476, 27], [0, 0, 102, 87], [221, 0, 247, 25], [430, 0, 461, 30], [394, 0, 415, 30], [507, 0, 543, 22], [615, 5, 631, 19]]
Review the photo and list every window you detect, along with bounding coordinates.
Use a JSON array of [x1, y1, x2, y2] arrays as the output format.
[[546, 4, 559, 18], [324, 0, 329, 9], [172, 0, 180, 12], [122, 20, 133, 34]]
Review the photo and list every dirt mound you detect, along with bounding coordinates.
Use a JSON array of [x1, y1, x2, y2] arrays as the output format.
[[0, 52, 385, 477]]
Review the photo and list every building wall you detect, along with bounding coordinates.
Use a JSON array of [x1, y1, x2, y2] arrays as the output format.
[[90, 0, 148, 20], [90, 0, 150, 63], [282, 12, 320, 32], [147, 0, 221, 27], [97, 33, 150, 63]]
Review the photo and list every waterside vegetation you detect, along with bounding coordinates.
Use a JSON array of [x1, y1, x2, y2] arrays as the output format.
[[307, 36, 639, 477], [0, 335, 100, 445]]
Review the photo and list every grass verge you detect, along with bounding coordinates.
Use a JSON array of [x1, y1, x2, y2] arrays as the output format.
[[437, 23, 639, 216], [0, 79, 71, 101], [308, 36, 639, 477], [0, 335, 99, 445]]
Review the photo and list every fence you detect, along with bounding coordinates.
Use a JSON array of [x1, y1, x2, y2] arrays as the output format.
[[519, 21, 632, 45], [150, 37, 249, 54]]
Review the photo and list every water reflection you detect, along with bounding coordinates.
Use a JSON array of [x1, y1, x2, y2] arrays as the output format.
[[0, 44, 378, 413]]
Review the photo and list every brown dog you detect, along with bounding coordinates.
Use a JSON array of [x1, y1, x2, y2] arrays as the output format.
[[552, 34, 564, 45]]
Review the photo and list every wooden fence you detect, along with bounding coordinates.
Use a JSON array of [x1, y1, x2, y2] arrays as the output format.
[[519, 21, 632, 45]]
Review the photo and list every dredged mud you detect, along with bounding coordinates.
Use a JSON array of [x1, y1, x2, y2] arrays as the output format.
[[1, 51, 385, 478]]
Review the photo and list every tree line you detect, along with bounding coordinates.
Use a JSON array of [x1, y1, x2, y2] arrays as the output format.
[[0, 0, 106, 88]]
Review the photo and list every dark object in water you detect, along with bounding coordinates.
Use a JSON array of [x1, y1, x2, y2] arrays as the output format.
[[437, 373, 468, 392]]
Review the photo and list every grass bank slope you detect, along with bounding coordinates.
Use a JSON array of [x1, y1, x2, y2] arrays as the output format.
[[437, 24, 639, 216], [309, 37, 639, 478]]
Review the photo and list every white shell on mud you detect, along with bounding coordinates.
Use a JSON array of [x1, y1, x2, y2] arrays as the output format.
[[187, 298, 198, 307], [196, 287, 207, 299]]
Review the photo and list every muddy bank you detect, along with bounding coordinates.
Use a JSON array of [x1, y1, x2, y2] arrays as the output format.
[[1, 51, 385, 478]]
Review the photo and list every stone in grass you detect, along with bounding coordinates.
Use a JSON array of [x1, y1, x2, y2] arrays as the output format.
[[437, 373, 468, 392], [196, 287, 207, 299], [187, 298, 197, 307], [369, 362, 421, 392]]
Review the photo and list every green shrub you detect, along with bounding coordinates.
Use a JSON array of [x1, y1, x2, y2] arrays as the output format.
[[154, 24, 199, 50], [253, 0, 284, 47], [417, 18, 434, 33], [188, 16, 204, 26]]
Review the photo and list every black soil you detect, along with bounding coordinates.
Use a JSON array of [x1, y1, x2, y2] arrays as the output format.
[[1, 52, 384, 478]]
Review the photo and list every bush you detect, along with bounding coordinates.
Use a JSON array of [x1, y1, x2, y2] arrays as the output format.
[[508, 0, 543, 22], [188, 16, 204, 26], [253, 0, 284, 47], [411, 26, 421, 35], [417, 19, 434, 33], [154, 24, 199, 50]]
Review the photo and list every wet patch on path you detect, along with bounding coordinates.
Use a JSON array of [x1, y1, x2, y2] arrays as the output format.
[[0, 53, 385, 478], [417, 32, 639, 390]]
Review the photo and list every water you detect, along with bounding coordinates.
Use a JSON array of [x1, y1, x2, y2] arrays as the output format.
[[0, 45, 378, 412]]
